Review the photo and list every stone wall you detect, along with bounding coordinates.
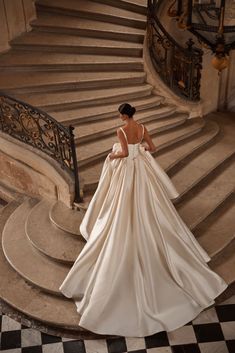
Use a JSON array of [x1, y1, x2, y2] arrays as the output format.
[[0, 132, 75, 207], [0, 0, 36, 53]]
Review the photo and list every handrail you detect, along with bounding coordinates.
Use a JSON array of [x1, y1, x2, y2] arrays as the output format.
[[147, 0, 203, 101], [0, 92, 83, 203]]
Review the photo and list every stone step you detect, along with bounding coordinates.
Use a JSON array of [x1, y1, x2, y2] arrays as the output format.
[[75, 106, 180, 144], [16, 84, 153, 111], [49, 201, 86, 236], [52, 95, 163, 125], [0, 71, 146, 93], [25, 199, 86, 264], [177, 155, 235, 230], [0, 202, 83, 332], [36, 0, 146, 29], [31, 13, 145, 43], [2, 199, 70, 295], [89, 0, 147, 15], [157, 119, 220, 172], [0, 181, 20, 203], [170, 124, 235, 198], [11, 32, 143, 57], [194, 193, 235, 258], [0, 51, 143, 72], [79, 117, 205, 180], [210, 237, 235, 285]]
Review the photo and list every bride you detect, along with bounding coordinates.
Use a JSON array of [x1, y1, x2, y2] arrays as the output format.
[[59, 103, 228, 337]]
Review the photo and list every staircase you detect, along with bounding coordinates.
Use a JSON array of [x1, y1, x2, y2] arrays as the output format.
[[0, 0, 235, 338]]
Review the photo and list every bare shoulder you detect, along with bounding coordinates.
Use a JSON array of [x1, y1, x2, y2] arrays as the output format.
[[117, 127, 124, 136]]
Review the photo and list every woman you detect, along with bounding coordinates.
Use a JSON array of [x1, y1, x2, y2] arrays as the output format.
[[59, 103, 228, 337]]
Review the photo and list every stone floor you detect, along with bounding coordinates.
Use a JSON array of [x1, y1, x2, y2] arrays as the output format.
[[1, 292, 235, 353]]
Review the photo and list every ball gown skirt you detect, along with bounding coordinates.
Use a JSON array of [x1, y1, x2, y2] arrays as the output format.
[[59, 141, 228, 337]]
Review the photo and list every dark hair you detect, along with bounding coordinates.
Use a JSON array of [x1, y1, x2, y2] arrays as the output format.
[[118, 103, 136, 118]]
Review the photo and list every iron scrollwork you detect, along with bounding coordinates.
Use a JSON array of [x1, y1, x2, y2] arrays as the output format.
[[0, 93, 82, 203], [147, 0, 203, 101]]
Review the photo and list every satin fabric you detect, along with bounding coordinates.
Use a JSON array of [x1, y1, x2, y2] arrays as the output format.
[[59, 141, 228, 337]]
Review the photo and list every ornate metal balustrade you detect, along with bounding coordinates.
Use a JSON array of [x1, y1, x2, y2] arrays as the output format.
[[0, 92, 82, 203], [147, 0, 203, 101]]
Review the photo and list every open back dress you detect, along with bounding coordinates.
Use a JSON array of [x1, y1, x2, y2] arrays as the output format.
[[59, 123, 228, 337]]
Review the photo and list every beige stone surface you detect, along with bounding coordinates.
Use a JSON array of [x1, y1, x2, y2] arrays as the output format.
[[0, 0, 36, 53], [157, 120, 220, 172], [32, 12, 145, 38], [23, 0, 37, 31], [17, 84, 152, 111], [4, 0, 26, 39], [52, 95, 163, 125], [0, 132, 74, 207], [2, 199, 71, 295], [0, 150, 57, 201], [177, 159, 235, 228], [0, 203, 82, 330], [194, 193, 235, 257], [0, 51, 144, 70], [0, 71, 146, 92], [26, 199, 85, 263], [171, 115, 235, 196], [37, 0, 146, 26], [0, 0, 9, 52], [50, 200, 85, 236]]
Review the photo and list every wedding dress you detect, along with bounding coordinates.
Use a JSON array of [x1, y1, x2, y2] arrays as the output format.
[[59, 124, 228, 337]]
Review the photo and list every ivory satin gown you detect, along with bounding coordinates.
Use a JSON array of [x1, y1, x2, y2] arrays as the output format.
[[59, 124, 228, 337]]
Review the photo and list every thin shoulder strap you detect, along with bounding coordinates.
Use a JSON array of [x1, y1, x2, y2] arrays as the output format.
[[120, 127, 128, 143], [140, 124, 145, 143]]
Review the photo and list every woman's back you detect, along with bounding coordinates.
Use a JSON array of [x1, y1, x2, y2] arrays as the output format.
[[120, 123, 144, 145]]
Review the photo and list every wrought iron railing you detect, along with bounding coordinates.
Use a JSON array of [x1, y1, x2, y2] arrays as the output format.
[[0, 92, 82, 203], [147, 0, 203, 101]]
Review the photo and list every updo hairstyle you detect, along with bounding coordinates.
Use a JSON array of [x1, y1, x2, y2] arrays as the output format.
[[118, 103, 136, 118]]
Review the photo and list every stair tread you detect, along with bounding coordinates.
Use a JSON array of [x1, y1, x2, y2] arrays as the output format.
[[0, 71, 146, 90], [0, 206, 81, 329], [52, 95, 163, 124], [75, 106, 178, 140], [79, 118, 205, 175], [157, 119, 220, 172], [36, 0, 146, 22], [2, 199, 71, 295], [171, 122, 235, 196], [26, 199, 85, 264], [0, 51, 143, 67], [122, 0, 147, 6], [50, 201, 86, 236], [32, 13, 145, 36], [210, 237, 235, 285], [195, 194, 235, 257], [90, 0, 147, 9], [177, 157, 235, 228], [12, 31, 143, 49], [15, 84, 152, 109]]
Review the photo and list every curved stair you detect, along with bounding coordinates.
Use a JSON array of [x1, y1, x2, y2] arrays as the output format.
[[0, 0, 234, 338]]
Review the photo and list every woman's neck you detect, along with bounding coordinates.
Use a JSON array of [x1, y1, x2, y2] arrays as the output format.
[[124, 117, 134, 126]]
